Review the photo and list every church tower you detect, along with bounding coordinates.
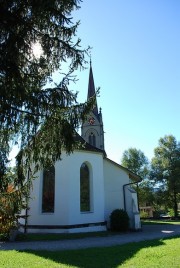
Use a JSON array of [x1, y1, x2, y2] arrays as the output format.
[[81, 62, 105, 151]]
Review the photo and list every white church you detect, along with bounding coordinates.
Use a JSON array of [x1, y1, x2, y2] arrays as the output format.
[[20, 64, 141, 233]]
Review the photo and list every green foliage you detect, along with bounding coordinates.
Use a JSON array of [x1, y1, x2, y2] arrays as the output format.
[[0, 233, 9, 241], [121, 148, 152, 208], [140, 211, 149, 219], [168, 209, 174, 217], [121, 148, 149, 179], [110, 209, 129, 231], [138, 180, 154, 206], [0, 167, 30, 238], [0, 0, 94, 184], [151, 135, 180, 218]]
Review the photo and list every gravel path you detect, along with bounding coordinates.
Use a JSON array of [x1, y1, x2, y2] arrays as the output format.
[[0, 224, 180, 251]]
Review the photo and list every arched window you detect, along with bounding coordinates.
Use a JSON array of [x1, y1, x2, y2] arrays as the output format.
[[42, 166, 55, 213], [80, 163, 90, 212], [89, 132, 96, 147]]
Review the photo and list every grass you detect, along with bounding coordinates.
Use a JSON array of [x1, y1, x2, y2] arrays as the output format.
[[16, 231, 116, 242], [141, 219, 180, 225], [1, 236, 180, 267]]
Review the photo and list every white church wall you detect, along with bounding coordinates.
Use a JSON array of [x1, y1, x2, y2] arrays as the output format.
[[103, 159, 130, 227], [27, 170, 40, 224], [63, 150, 105, 225], [25, 151, 140, 233], [125, 187, 134, 229], [26, 150, 105, 232], [27, 169, 65, 226], [125, 188, 141, 230]]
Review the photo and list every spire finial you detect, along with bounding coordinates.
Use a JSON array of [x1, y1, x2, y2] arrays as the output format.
[[90, 55, 92, 67]]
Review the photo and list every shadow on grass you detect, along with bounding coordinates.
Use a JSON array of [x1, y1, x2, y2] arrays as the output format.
[[18, 236, 179, 268]]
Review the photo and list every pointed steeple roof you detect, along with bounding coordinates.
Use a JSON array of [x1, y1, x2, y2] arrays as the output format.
[[81, 60, 105, 152], [87, 61, 98, 117]]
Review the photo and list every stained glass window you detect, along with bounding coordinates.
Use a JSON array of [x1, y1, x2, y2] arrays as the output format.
[[42, 166, 55, 213], [80, 163, 90, 212]]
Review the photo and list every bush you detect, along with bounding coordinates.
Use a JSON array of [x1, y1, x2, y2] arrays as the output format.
[[110, 209, 129, 232], [168, 209, 174, 217], [140, 211, 149, 219], [0, 232, 9, 241]]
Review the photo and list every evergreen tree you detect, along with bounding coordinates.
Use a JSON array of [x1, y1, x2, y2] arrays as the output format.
[[0, 1, 95, 230], [0, 0, 93, 179]]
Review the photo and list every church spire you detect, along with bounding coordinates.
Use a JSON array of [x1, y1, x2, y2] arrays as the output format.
[[87, 61, 98, 117], [81, 61, 105, 151]]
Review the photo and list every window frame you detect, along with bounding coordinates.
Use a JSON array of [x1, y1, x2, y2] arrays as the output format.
[[80, 162, 93, 213], [88, 132, 96, 147], [41, 166, 55, 214]]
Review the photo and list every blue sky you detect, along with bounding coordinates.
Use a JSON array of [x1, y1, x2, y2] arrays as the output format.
[[66, 0, 180, 163], [9, 0, 180, 165]]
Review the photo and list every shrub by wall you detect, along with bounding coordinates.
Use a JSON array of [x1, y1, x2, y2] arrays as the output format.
[[110, 209, 129, 232]]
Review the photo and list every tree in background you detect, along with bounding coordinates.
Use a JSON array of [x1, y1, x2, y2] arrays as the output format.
[[137, 180, 154, 208], [121, 148, 149, 178], [151, 135, 180, 218], [152, 188, 170, 217], [121, 148, 154, 212]]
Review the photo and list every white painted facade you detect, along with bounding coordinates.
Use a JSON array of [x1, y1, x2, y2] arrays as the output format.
[[103, 158, 141, 229], [103, 159, 130, 225], [23, 150, 106, 233], [22, 149, 141, 233]]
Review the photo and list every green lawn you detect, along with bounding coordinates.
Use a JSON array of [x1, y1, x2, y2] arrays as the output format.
[[141, 219, 180, 225], [16, 231, 114, 242], [1, 236, 180, 268]]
